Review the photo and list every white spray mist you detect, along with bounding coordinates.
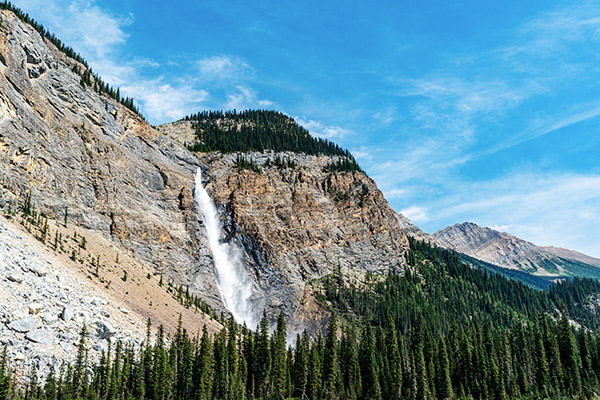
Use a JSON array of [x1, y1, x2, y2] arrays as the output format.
[[193, 168, 257, 328]]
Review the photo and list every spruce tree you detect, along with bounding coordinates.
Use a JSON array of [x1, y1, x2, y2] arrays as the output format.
[[323, 313, 340, 398], [272, 312, 288, 399], [255, 312, 271, 399], [359, 325, 380, 400], [558, 313, 582, 396]]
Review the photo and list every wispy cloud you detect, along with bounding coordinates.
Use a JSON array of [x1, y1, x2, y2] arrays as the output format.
[[225, 85, 273, 110], [400, 205, 429, 223], [488, 224, 511, 233], [430, 173, 600, 257], [121, 79, 209, 123], [11, 0, 274, 124], [380, 1, 600, 173], [13, 0, 130, 59], [197, 56, 252, 82], [295, 117, 350, 140]]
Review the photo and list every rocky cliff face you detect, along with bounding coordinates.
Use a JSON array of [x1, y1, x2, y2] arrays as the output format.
[[196, 151, 409, 331], [0, 9, 407, 335], [0, 9, 224, 309], [434, 222, 600, 278]]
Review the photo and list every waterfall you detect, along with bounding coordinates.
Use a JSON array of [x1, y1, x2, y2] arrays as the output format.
[[193, 168, 257, 328]]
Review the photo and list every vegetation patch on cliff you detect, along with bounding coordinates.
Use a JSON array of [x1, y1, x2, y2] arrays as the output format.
[[185, 110, 362, 172]]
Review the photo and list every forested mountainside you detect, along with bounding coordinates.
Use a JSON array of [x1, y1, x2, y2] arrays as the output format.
[[184, 110, 361, 172], [2, 239, 600, 400]]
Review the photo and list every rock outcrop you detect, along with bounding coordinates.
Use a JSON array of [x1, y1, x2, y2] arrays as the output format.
[[195, 151, 408, 331], [0, 9, 223, 309], [434, 222, 600, 278], [394, 212, 442, 245]]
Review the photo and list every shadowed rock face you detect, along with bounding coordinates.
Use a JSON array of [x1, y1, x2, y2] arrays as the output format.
[[0, 10, 408, 331]]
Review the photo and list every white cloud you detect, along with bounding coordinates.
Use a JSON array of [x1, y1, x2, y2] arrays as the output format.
[[121, 79, 208, 124], [12, 0, 131, 61], [295, 117, 350, 140], [488, 224, 511, 233], [372, 107, 397, 127], [197, 56, 252, 81], [224, 85, 272, 111], [433, 173, 600, 258], [383, 188, 408, 200], [377, 1, 600, 181], [400, 206, 429, 223], [11, 0, 273, 123]]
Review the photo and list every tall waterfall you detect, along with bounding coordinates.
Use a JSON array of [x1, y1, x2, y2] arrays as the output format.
[[193, 168, 257, 327]]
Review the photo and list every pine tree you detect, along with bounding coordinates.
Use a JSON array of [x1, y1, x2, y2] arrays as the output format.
[[255, 312, 271, 399], [43, 372, 57, 400], [383, 317, 402, 400], [359, 325, 381, 400], [323, 313, 340, 398], [0, 347, 12, 400], [340, 327, 361, 399], [272, 312, 288, 399], [436, 338, 453, 400], [72, 324, 88, 398], [195, 325, 213, 400], [291, 333, 309, 398], [558, 313, 582, 396], [307, 342, 322, 400]]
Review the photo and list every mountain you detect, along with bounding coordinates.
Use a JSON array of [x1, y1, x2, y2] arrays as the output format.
[[434, 222, 600, 279], [394, 211, 442, 245], [0, 6, 408, 339], [4, 6, 600, 399]]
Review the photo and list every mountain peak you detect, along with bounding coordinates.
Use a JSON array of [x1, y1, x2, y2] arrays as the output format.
[[434, 222, 600, 278]]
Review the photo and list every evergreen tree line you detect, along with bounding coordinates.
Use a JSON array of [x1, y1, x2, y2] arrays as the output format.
[[185, 110, 361, 171], [3, 305, 600, 399], [1, 223, 600, 400], [0, 3, 143, 119], [1, 239, 600, 399], [318, 238, 600, 335], [323, 157, 362, 173]]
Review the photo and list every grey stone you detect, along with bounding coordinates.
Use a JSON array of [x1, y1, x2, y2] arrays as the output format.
[[7, 273, 23, 283], [89, 319, 116, 340], [93, 339, 109, 353], [28, 264, 48, 277], [12, 306, 29, 320], [60, 307, 74, 322], [26, 329, 55, 346], [59, 341, 74, 353], [8, 316, 38, 333]]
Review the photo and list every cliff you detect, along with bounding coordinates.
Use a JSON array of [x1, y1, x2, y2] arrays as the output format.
[[0, 8, 408, 336]]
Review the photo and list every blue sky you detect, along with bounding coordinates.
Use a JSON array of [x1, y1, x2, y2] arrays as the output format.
[[13, 0, 600, 257]]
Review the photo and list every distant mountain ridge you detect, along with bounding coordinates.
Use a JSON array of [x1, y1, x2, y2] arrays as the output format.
[[433, 222, 600, 279]]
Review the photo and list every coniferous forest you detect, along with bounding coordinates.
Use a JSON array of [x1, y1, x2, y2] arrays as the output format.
[[2, 239, 600, 399], [185, 110, 361, 172]]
